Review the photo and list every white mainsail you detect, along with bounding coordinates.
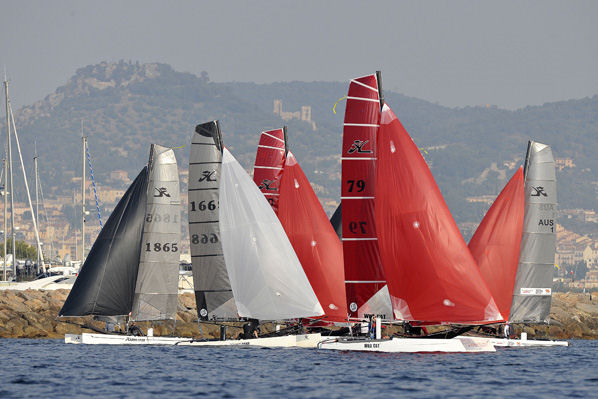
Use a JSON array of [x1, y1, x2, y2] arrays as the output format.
[[509, 141, 557, 323], [219, 148, 324, 320], [132, 144, 181, 321]]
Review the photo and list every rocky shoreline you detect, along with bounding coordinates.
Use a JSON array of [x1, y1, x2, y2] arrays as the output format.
[[0, 290, 597, 339]]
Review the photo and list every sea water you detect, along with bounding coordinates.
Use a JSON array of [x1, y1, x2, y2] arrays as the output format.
[[1, 339, 596, 398]]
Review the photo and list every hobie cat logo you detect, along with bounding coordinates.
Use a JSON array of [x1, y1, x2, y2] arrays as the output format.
[[348, 140, 372, 154], [531, 186, 548, 197], [154, 187, 171, 198], [349, 302, 358, 312], [258, 179, 278, 191], [199, 170, 217, 182]]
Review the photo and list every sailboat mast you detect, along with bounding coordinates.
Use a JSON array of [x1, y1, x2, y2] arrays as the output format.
[[3, 74, 8, 280], [34, 153, 40, 267], [8, 106, 45, 271], [81, 131, 86, 260], [376, 70, 384, 111], [2, 158, 5, 281], [4, 77, 15, 276]]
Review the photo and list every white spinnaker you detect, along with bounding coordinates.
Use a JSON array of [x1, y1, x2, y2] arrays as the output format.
[[219, 148, 324, 320]]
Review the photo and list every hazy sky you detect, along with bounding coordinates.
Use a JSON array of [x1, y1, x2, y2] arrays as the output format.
[[1, 0, 597, 109]]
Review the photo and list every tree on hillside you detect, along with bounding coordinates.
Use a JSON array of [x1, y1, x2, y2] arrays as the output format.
[[0, 238, 38, 260]]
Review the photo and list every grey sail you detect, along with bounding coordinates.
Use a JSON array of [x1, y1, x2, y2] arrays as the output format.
[[509, 141, 557, 323], [131, 145, 181, 321], [189, 121, 237, 320], [59, 168, 148, 317]]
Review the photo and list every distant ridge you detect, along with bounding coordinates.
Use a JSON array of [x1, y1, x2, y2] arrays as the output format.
[[3, 61, 597, 230]]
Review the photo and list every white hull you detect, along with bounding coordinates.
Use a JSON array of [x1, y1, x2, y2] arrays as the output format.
[[65, 332, 323, 348], [65, 333, 190, 345], [318, 337, 496, 353], [464, 336, 569, 348]]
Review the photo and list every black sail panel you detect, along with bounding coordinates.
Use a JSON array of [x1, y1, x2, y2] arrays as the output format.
[[59, 168, 149, 317], [329, 203, 342, 239]]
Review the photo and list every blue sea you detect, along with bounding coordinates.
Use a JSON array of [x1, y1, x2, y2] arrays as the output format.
[[1, 339, 596, 398]]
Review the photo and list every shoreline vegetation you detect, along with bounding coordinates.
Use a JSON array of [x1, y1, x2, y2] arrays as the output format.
[[0, 291, 596, 340]]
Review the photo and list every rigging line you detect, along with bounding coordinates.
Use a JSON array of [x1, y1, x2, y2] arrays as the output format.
[[85, 142, 103, 227], [332, 95, 347, 114]]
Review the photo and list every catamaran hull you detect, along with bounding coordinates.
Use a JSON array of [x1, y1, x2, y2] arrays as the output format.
[[175, 333, 321, 348], [464, 336, 568, 348], [318, 337, 496, 353], [64, 333, 323, 347], [65, 333, 190, 345]]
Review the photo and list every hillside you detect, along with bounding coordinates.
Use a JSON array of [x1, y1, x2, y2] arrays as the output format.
[[4, 61, 598, 233]]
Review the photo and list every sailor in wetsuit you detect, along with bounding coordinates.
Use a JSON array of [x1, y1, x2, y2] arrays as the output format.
[[128, 322, 143, 336], [242, 319, 260, 339]]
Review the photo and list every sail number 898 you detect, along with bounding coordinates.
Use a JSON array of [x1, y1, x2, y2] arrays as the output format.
[[145, 243, 178, 252], [192, 233, 219, 244]]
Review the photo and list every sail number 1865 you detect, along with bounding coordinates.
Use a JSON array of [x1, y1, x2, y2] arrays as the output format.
[[145, 243, 178, 252]]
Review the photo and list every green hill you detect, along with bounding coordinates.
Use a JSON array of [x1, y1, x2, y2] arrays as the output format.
[[5, 61, 597, 234]]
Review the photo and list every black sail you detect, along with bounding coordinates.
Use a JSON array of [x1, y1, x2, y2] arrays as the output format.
[[329, 203, 342, 239], [59, 168, 149, 317]]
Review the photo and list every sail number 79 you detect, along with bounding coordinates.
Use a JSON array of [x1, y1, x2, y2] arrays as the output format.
[[346, 179, 366, 192]]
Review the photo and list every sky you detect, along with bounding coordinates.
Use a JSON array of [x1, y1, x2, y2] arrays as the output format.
[[1, 0, 597, 109]]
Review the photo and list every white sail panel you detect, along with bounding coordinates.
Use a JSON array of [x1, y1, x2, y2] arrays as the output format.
[[132, 145, 181, 321], [219, 148, 324, 320]]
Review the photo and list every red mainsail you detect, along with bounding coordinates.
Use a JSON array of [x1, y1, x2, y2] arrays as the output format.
[[278, 152, 348, 322], [253, 128, 286, 213], [375, 104, 503, 324], [469, 168, 525, 319], [342, 74, 390, 319]]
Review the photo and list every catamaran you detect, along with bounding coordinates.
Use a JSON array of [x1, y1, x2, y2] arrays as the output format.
[[466, 141, 567, 347], [319, 72, 501, 353], [177, 121, 325, 348], [61, 144, 183, 345]]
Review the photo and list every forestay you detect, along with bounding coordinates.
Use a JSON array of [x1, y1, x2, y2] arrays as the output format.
[[189, 121, 237, 320], [510, 141, 557, 323], [132, 145, 181, 321], [219, 148, 324, 320]]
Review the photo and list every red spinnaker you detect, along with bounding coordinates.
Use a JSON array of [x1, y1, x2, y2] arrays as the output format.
[[278, 152, 348, 322], [375, 104, 503, 324], [342, 74, 389, 319], [253, 128, 286, 213], [469, 168, 525, 319]]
